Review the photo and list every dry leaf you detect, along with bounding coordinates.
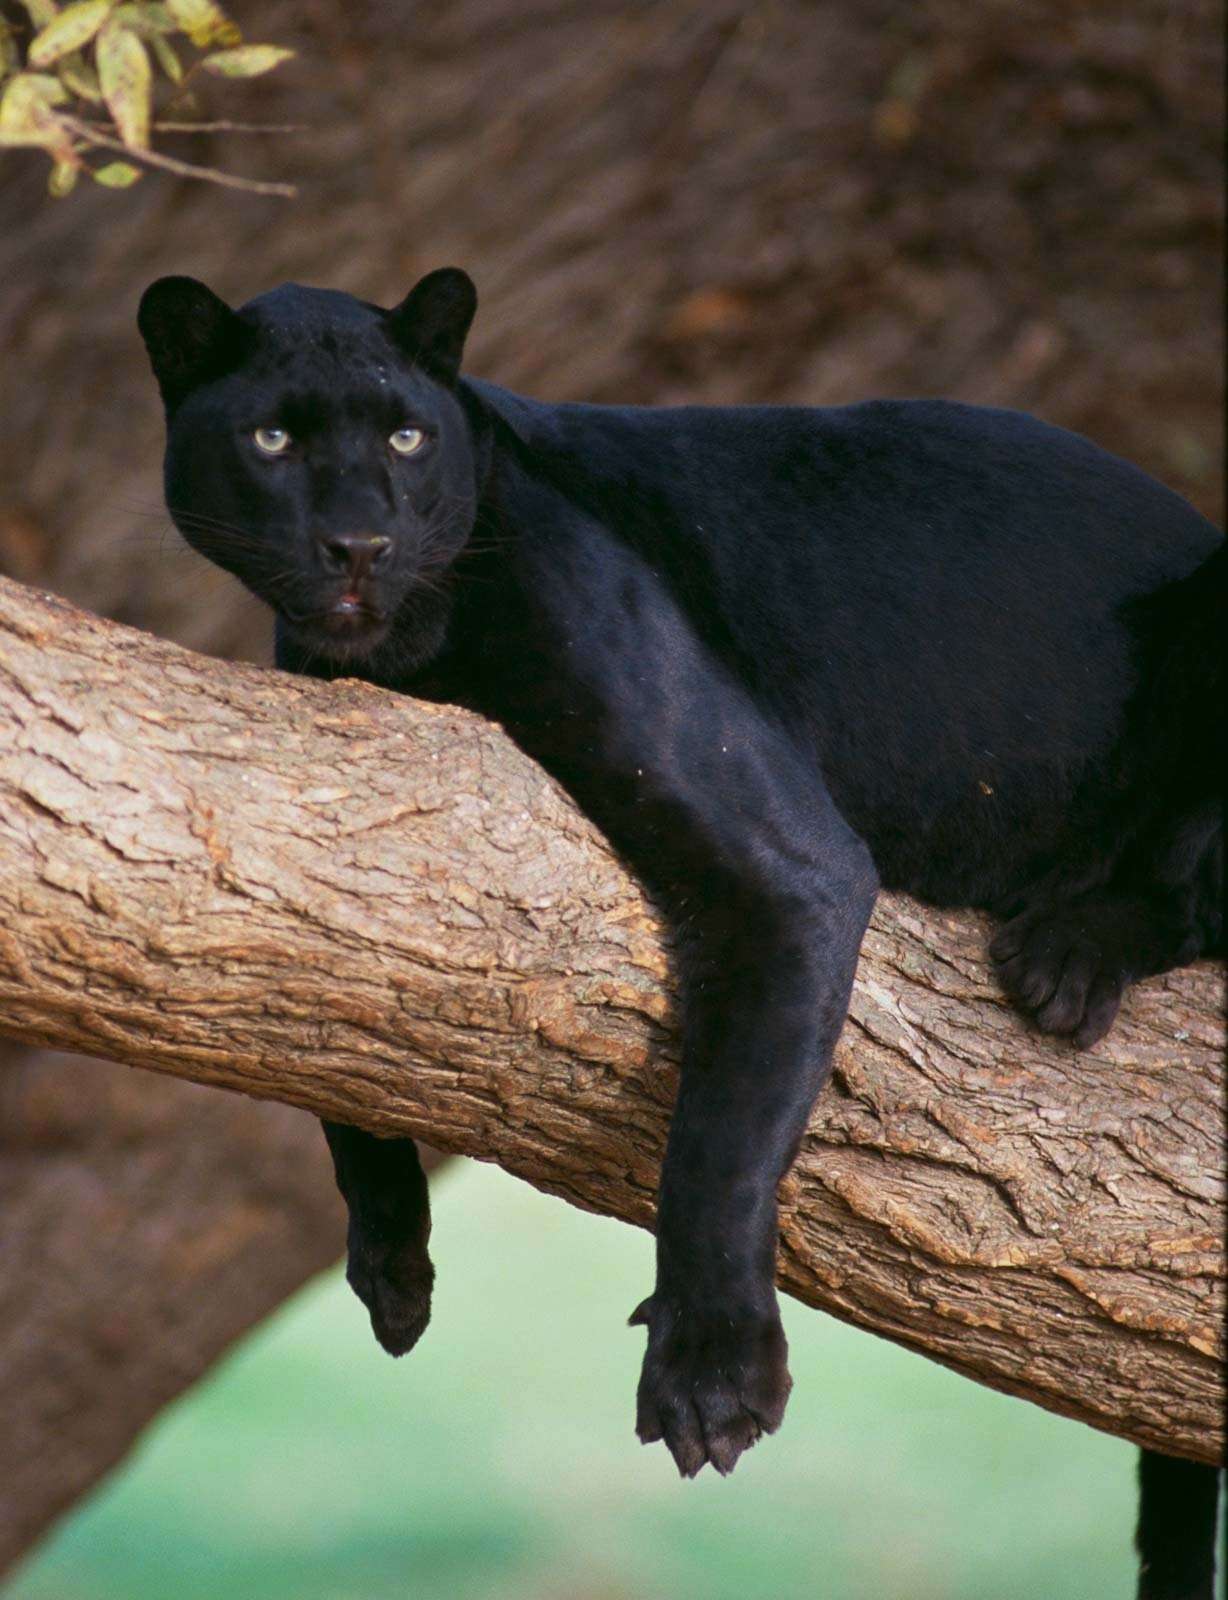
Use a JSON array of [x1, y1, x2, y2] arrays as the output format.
[[164, 0, 239, 49], [96, 18, 151, 149], [58, 49, 104, 101], [200, 44, 294, 78], [28, 0, 112, 68], [112, 3, 179, 34], [0, 70, 69, 147], [20, 2, 63, 29], [149, 33, 181, 82], [92, 157, 142, 184], [0, 21, 22, 83], [48, 155, 80, 194]]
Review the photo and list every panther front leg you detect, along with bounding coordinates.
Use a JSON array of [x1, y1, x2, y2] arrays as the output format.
[[430, 487, 879, 1476], [274, 629, 439, 1358], [629, 833, 877, 1476], [322, 1122, 435, 1356]]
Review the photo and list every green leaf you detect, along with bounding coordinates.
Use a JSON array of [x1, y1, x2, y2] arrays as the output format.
[[164, 0, 239, 49], [58, 48, 104, 101], [0, 71, 69, 148], [200, 43, 293, 77], [0, 23, 21, 84], [149, 32, 181, 81], [28, 0, 112, 67], [20, 2, 62, 29], [48, 155, 79, 194], [92, 156, 141, 184], [112, 3, 177, 36], [96, 17, 149, 148], [14, 69, 69, 102]]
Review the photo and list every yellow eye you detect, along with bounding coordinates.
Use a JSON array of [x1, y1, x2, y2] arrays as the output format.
[[254, 426, 290, 455], [390, 426, 425, 456]]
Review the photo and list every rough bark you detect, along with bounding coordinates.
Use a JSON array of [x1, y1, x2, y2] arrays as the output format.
[[1, 575, 1222, 1476]]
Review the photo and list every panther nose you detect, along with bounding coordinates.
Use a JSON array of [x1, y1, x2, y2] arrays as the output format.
[[319, 533, 392, 581]]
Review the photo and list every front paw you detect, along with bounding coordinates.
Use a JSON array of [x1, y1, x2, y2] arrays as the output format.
[[346, 1226, 434, 1358], [630, 1293, 791, 1477]]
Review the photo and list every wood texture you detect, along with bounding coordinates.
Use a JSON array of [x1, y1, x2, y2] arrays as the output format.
[[1, 574, 1222, 1468]]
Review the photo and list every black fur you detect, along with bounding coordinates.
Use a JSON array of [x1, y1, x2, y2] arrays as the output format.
[[1136, 1450, 1222, 1600], [140, 270, 1224, 1567]]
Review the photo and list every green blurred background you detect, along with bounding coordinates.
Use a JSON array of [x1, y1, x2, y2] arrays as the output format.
[[6, 1158, 1142, 1600]]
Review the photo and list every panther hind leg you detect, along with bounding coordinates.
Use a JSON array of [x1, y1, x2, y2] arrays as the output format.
[[991, 806, 1221, 1049]]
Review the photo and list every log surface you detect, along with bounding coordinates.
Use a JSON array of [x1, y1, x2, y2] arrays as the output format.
[[0, 574, 1222, 1465]]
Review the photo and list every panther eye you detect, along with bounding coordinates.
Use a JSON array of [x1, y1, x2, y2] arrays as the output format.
[[253, 426, 291, 455], [389, 426, 426, 456]]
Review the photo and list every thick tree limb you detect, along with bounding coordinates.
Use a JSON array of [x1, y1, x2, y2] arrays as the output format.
[[0, 575, 1222, 1466]]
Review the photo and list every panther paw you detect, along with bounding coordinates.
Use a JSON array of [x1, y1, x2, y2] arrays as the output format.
[[346, 1232, 434, 1357], [630, 1293, 791, 1478], [990, 901, 1130, 1049]]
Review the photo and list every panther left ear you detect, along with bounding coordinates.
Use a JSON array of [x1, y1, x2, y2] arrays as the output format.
[[138, 275, 245, 410], [387, 267, 477, 385]]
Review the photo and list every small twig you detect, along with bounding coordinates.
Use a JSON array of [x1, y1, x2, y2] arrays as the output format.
[[152, 120, 305, 134], [56, 114, 298, 198], [73, 119, 305, 135]]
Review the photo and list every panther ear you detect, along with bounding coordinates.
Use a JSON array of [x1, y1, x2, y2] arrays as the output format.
[[138, 276, 243, 409], [387, 267, 477, 385]]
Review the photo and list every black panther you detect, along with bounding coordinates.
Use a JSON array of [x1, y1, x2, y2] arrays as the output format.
[[139, 268, 1224, 1596]]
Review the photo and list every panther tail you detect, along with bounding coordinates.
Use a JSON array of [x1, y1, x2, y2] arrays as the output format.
[[1135, 1448, 1222, 1600]]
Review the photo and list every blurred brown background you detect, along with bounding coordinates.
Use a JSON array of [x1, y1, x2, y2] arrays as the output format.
[[0, 0, 1222, 1569], [0, 0, 1222, 661]]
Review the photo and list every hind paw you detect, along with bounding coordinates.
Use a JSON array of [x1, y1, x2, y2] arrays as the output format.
[[992, 925, 1124, 1047], [989, 898, 1149, 1048]]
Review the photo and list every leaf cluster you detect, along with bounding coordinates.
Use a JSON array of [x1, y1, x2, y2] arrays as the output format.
[[0, 0, 294, 196]]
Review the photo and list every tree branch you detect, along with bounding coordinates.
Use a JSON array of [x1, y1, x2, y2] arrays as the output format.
[[0, 574, 1222, 1465]]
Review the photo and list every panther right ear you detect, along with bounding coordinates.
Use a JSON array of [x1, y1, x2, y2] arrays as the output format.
[[138, 276, 243, 409], [387, 267, 477, 386]]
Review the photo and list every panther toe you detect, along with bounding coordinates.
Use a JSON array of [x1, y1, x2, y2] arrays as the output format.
[[346, 1236, 435, 1357], [631, 1294, 791, 1478]]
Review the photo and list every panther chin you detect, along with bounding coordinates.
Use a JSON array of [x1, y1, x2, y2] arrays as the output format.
[[285, 599, 392, 663]]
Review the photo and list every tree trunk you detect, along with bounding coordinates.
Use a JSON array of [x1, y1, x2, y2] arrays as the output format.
[[0, 1043, 344, 1571], [1, 575, 1222, 1479]]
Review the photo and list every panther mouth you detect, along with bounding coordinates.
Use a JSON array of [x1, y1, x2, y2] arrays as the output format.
[[283, 598, 392, 657], [323, 593, 383, 630]]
